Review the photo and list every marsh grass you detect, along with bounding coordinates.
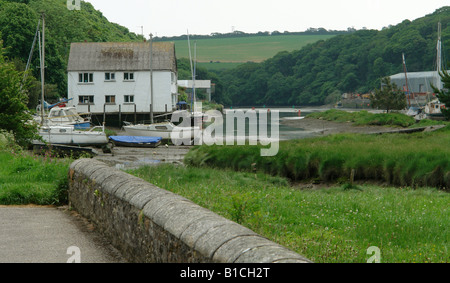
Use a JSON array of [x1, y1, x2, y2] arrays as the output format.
[[128, 164, 449, 263], [306, 109, 416, 127], [177, 118, 449, 262], [307, 109, 449, 128], [185, 125, 450, 189]]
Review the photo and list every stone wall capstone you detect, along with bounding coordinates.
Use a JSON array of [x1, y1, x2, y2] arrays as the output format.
[[68, 158, 311, 263]]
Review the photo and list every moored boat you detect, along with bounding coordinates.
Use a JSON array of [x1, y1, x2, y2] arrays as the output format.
[[109, 136, 162, 148], [38, 124, 108, 146], [123, 121, 201, 145], [424, 99, 446, 120], [34, 106, 91, 129]]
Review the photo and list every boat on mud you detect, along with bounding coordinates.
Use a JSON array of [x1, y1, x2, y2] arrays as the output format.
[[109, 136, 162, 148], [38, 124, 108, 146], [34, 106, 91, 130], [122, 120, 201, 145]]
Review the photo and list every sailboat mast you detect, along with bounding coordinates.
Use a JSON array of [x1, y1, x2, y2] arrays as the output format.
[[402, 53, 411, 107], [193, 41, 197, 111], [149, 33, 154, 124], [187, 31, 194, 111], [436, 22, 442, 90], [40, 12, 45, 125]]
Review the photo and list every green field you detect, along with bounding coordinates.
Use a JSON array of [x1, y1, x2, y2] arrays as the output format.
[[171, 34, 336, 68]]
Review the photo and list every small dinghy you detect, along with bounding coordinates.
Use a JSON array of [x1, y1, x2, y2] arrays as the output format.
[[109, 136, 162, 148]]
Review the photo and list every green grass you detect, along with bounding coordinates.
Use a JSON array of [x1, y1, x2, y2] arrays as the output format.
[[128, 164, 449, 263], [307, 109, 450, 128], [173, 34, 336, 66], [185, 117, 450, 189], [0, 137, 72, 205], [307, 109, 414, 127]]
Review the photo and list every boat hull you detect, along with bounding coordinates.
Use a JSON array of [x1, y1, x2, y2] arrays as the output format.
[[38, 126, 108, 146], [123, 122, 201, 144], [123, 125, 173, 139], [109, 136, 162, 148]]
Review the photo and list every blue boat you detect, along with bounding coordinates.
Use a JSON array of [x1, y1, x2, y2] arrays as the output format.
[[109, 136, 162, 148]]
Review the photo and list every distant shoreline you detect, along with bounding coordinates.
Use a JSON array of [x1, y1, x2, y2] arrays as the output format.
[[281, 117, 407, 136]]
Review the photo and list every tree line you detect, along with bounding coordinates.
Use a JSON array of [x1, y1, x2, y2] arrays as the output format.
[[154, 28, 351, 42]]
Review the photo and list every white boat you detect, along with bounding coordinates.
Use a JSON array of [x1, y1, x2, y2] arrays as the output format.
[[34, 106, 91, 129], [123, 121, 201, 144], [38, 124, 108, 146], [424, 99, 446, 119]]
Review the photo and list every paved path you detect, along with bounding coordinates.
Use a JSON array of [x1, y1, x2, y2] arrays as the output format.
[[0, 205, 125, 263]]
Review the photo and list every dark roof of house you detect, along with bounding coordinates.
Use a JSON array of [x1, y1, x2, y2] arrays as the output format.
[[67, 42, 177, 72]]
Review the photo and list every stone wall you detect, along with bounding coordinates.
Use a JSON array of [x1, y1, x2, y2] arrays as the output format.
[[68, 159, 311, 263]]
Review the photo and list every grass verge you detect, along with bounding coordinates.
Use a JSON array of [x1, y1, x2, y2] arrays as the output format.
[[0, 139, 72, 205], [127, 164, 449, 263]]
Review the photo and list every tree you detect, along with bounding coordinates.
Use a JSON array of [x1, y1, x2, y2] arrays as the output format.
[[433, 71, 450, 120], [0, 41, 38, 147], [370, 77, 407, 113], [0, 1, 38, 60]]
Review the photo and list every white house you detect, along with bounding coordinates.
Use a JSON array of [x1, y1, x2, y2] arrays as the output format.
[[67, 42, 178, 116]]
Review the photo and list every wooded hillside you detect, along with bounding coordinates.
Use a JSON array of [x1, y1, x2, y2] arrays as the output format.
[[0, 0, 144, 104], [217, 7, 450, 106], [1, 1, 449, 108]]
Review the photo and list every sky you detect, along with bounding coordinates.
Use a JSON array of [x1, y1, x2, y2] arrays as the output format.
[[85, 0, 449, 38]]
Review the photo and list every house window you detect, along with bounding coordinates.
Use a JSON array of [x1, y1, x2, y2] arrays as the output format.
[[105, 72, 116, 81], [79, 73, 94, 83], [124, 95, 134, 103], [124, 72, 134, 81], [79, 95, 94, 104], [105, 95, 116, 104]]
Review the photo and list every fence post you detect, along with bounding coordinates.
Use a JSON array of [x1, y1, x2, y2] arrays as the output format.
[[103, 103, 106, 125], [119, 104, 122, 126]]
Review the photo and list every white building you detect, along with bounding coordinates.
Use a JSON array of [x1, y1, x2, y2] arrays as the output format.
[[67, 42, 178, 115]]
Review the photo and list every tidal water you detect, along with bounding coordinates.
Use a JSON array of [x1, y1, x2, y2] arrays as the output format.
[[218, 107, 325, 141]]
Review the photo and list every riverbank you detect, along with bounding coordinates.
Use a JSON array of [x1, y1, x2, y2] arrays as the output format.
[[185, 120, 450, 189], [282, 117, 402, 135]]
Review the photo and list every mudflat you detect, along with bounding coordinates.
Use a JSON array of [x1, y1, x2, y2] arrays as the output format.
[[282, 117, 424, 135]]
